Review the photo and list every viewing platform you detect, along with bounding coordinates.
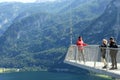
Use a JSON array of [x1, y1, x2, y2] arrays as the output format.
[[64, 45, 120, 79]]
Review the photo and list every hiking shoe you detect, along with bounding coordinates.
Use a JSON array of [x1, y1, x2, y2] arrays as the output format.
[[102, 65, 107, 69], [109, 67, 114, 70], [114, 67, 118, 69]]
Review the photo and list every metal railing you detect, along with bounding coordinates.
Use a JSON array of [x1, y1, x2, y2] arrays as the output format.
[[65, 45, 120, 69]]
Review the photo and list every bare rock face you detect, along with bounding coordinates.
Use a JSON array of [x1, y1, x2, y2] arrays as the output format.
[[113, 0, 120, 39], [114, 0, 120, 8]]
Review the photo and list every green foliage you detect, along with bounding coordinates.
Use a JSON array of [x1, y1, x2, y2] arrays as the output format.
[[0, 0, 115, 71]]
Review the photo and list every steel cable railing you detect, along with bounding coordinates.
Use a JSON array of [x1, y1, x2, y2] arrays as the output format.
[[65, 45, 120, 70]]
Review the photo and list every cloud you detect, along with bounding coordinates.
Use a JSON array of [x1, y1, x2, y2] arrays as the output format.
[[35, 0, 57, 2], [0, 0, 57, 3], [0, 0, 36, 3]]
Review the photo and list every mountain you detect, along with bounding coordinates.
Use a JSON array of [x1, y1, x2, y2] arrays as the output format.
[[0, 0, 111, 37], [0, 0, 112, 71], [81, 0, 120, 44], [0, 3, 37, 36]]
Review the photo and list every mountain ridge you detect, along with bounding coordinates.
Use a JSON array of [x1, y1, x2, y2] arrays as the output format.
[[0, 0, 117, 72]]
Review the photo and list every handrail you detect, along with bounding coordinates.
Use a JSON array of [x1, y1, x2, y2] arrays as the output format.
[[65, 45, 120, 70]]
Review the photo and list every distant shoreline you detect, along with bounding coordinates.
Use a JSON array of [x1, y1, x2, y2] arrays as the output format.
[[0, 68, 20, 73], [0, 67, 47, 73]]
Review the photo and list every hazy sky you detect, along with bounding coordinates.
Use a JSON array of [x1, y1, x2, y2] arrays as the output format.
[[0, 0, 57, 3]]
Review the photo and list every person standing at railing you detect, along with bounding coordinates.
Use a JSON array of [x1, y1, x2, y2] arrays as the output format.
[[76, 36, 88, 63], [109, 37, 118, 70], [100, 39, 108, 69]]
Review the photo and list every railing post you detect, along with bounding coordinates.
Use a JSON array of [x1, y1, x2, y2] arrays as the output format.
[[76, 46, 78, 62], [106, 47, 109, 71], [74, 45, 77, 61], [94, 47, 98, 68]]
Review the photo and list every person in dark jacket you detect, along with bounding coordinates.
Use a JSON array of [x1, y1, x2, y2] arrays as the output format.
[[100, 39, 108, 69], [109, 37, 118, 70]]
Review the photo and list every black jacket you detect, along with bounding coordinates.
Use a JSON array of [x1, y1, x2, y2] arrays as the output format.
[[109, 42, 118, 48]]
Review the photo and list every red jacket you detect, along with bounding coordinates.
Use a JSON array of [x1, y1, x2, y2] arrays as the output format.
[[76, 40, 88, 50]]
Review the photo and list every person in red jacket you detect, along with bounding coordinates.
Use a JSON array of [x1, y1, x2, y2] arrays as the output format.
[[76, 36, 88, 63]]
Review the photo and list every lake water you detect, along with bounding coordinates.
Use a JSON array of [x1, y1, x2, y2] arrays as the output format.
[[0, 71, 112, 80]]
